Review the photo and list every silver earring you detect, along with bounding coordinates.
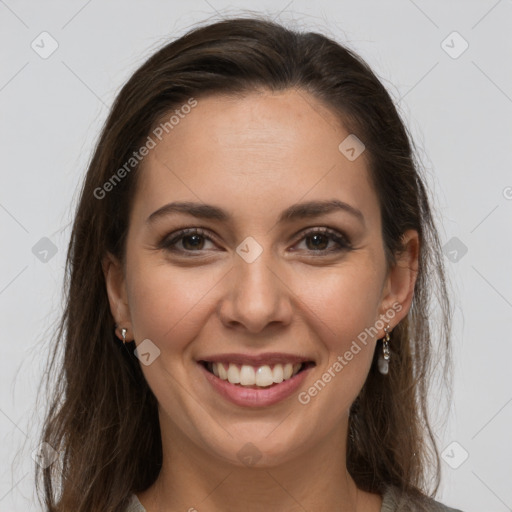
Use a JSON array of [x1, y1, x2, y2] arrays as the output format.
[[378, 325, 391, 375], [121, 328, 127, 344]]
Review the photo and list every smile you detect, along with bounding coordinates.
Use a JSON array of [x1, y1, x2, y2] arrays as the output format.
[[198, 354, 316, 407], [203, 361, 315, 388]]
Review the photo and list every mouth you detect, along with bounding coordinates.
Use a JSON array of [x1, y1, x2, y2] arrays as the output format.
[[198, 360, 316, 389]]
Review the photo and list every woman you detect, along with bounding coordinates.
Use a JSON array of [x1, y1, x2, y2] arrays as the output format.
[[36, 16, 462, 512]]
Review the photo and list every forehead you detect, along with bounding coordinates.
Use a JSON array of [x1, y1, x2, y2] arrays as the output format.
[[132, 89, 379, 228]]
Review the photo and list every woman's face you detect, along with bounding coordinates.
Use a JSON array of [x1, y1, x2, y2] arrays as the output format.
[[105, 88, 417, 467]]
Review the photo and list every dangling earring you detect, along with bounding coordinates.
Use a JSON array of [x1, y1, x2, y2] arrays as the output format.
[[378, 325, 391, 375], [121, 327, 127, 344]]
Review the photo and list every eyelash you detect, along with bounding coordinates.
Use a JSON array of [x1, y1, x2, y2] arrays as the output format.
[[158, 227, 352, 257]]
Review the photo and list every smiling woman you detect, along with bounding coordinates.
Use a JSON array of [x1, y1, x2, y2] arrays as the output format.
[[36, 15, 462, 512]]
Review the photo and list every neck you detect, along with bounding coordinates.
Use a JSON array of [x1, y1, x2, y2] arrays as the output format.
[[138, 413, 378, 512]]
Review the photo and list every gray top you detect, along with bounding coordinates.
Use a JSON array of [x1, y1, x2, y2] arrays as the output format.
[[124, 485, 463, 511]]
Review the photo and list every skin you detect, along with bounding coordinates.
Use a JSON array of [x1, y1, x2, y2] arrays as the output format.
[[103, 88, 419, 512]]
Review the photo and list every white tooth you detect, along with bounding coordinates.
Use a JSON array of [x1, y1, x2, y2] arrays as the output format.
[[272, 364, 284, 383], [217, 363, 228, 380], [283, 363, 293, 380], [255, 365, 274, 387], [239, 365, 256, 385], [227, 363, 240, 383], [217, 361, 302, 386]]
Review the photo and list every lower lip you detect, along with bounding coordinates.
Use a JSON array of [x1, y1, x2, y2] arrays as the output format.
[[199, 363, 313, 407]]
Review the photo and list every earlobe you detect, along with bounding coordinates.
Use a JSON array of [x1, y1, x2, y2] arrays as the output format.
[[102, 252, 132, 340], [379, 229, 420, 330]]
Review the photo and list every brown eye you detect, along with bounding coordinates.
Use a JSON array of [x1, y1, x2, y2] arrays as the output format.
[[159, 228, 217, 255], [181, 234, 206, 251], [305, 233, 329, 251], [294, 228, 352, 254], [158, 226, 352, 257]]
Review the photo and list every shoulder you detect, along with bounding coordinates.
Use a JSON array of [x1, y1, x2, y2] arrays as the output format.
[[124, 494, 146, 512], [381, 485, 464, 512]]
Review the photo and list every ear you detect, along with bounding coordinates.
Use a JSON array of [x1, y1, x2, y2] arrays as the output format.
[[102, 252, 132, 342], [377, 229, 419, 334]]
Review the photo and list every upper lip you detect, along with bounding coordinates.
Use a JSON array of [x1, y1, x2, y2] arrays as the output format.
[[198, 352, 315, 366]]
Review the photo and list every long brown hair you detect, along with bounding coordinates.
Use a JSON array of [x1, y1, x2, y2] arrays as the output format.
[[36, 15, 452, 511]]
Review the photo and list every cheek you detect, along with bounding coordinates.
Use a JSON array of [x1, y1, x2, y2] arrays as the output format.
[[126, 257, 222, 346], [298, 260, 384, 340], [294, 261, 383, 390]]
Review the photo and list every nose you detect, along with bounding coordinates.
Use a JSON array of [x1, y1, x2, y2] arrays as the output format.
[[218, 251, 293, 334]]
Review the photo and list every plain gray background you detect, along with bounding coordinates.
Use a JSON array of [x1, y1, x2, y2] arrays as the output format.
[[1, 1, 511, 510]]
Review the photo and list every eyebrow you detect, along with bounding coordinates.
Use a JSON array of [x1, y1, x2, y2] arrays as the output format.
[[147, 199, 365, 226]]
